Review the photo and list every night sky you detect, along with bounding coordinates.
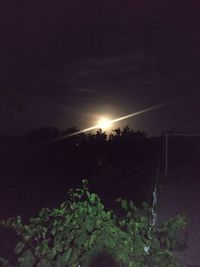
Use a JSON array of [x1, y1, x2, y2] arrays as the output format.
[[1, 1, 200, 136]]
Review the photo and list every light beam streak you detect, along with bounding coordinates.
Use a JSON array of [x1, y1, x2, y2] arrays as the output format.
[[49, 100, 175, 143]]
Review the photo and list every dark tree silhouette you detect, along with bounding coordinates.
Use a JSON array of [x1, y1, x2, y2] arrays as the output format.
[[61, 126, 79, 136], [26, 126, 60, 144]]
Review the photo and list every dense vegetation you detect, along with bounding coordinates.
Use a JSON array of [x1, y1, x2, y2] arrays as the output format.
[[0, 180, 185, 267], [0, 126, 165, 264]]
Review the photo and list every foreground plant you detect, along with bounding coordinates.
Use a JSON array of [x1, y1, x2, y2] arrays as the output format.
[[0, 180, 186, 267]]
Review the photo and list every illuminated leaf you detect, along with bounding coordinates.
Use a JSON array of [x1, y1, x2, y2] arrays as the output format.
[[15, 242, 25, 254], [63, 248, 72, 264], [85, 217, 96, 233]]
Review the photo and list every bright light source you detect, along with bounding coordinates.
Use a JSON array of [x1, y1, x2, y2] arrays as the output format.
[[97, 117, 113, 130], [49, 100, 174, 142]]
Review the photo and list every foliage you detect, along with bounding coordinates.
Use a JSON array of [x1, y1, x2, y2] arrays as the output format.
[[0, 180, 186, 267]]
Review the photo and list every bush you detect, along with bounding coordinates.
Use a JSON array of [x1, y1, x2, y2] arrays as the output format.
[[0, 180, 186, 267]]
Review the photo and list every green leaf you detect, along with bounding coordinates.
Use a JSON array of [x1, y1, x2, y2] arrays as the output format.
[[128, 262, 141, 267], [78, 231, 88, 246], [85, 217, 96, 233], [36, 259, 51, 267], [82, 179, 88, 187], [19, 250, 35, 267], [15, 242, 25, 254], [88, 233, 97, 248], [63, 248, 72, 264], [90, 193, 97, 204]]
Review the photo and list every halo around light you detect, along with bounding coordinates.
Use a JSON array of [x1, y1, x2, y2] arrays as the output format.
[[97, 117, 113, 130], [48, 100, 174, 142]]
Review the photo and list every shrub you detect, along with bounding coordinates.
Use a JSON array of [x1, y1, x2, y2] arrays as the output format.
[[0, 180, 186, 267]]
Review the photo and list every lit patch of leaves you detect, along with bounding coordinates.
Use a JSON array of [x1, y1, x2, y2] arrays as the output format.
[[0, 180, 186, 267]]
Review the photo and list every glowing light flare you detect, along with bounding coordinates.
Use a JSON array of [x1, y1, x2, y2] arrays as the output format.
[[97, 117, 113, 130], [48, 100, 176, 143]]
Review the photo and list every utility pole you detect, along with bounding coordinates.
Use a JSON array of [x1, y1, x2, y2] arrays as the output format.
[[164, 133, 168, 176]]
